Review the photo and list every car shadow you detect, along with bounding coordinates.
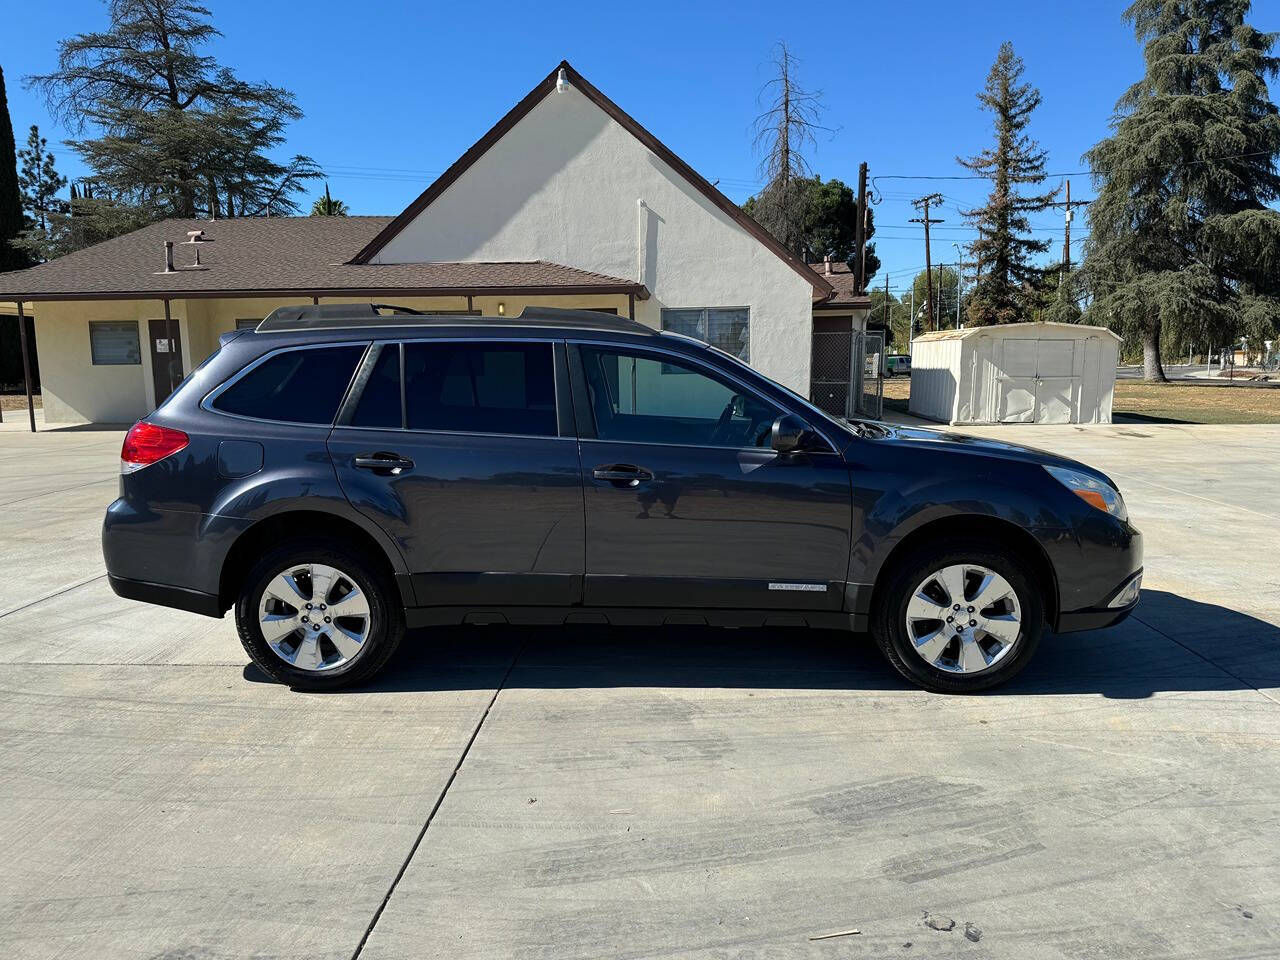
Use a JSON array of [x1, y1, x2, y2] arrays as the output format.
[[242, 589, 1278, 700]]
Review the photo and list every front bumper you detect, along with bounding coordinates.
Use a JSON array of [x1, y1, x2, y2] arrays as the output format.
[[1055, 568, 1143, 634]]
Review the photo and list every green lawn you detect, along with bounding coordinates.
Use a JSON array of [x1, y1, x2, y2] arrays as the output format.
[[878, 378, 1280, 424]]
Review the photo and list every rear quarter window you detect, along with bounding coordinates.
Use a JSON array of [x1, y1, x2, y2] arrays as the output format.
[[211, 345, 365, 424]]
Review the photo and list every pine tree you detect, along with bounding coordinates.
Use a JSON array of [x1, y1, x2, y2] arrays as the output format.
[[958, 43, 1059, 325], [17, 125, 67, 231], [1083, 0, 1280, 380], [26, 0, 320, 242], [0, 65, 29, 272]]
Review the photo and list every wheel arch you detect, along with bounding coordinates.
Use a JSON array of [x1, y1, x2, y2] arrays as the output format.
[[217, 510, 411, 612], [869, 514, 1060, 626]]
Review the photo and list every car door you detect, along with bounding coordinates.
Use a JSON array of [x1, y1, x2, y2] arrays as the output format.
[[328, 338, 585, 607], [568, 341, 852, 611]]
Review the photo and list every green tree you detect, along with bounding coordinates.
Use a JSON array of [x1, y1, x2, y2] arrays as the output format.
[[309, 183, 348, 216], [17, 125, 67, 230], [744, 175, 879, 280], [0, 66, 29, 272], [26, 0, 320, 245], [959, 42, 1059, 325], [1082, 0, 1280, 381]]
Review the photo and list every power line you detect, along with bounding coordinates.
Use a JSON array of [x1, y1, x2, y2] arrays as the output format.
[[870, 149, 1275, 199]]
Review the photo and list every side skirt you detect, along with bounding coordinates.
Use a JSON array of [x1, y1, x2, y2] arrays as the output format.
[[405, 605, 866, 632]]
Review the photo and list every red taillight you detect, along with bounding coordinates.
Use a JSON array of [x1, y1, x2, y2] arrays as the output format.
[[121, 421, 189, 473]]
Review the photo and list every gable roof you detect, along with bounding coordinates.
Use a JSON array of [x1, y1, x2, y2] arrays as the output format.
[[0, 217, 647, 302], [348, 60, 833, 300]]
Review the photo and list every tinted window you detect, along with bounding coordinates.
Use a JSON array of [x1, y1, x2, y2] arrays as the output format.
[[212, 345, 364, 424], [351, 343, 402, 428], [404, 341, 556, 436], [580, 347, 778, 448]]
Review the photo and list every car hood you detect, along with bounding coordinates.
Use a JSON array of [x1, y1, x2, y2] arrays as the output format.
[[855, 422, 1117, 485]]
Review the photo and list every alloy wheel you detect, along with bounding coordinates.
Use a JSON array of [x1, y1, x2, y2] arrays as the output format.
[[904, 563, 1022, 674], [257, 562, 371, 671]]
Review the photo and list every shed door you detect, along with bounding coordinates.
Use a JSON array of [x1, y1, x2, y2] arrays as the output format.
[[996, 339, 1078, 424]]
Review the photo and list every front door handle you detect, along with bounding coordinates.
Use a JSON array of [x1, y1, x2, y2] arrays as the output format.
[[592, 464, 653, 486], [353, 452, 415, 474]]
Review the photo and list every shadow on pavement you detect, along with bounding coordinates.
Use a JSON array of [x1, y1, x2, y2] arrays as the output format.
[[243, 589, 1277, 700]]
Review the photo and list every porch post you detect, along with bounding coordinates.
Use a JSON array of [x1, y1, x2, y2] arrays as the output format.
[[16, 302, 36, 432]]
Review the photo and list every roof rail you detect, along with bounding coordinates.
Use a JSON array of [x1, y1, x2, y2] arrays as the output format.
[[255, 303, 657, 336]]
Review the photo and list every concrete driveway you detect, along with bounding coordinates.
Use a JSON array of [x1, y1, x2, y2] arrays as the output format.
[[1, 418, 1278, 959]]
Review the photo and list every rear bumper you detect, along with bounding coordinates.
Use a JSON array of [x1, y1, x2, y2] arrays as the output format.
[[108, 574, 223, 618]]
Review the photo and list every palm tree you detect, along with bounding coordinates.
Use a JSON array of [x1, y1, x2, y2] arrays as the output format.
[[309, 183, 348, 216]]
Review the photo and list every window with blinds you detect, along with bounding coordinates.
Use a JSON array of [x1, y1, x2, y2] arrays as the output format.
[[660, 307, 750, 362], [89, 321, 141, 365]]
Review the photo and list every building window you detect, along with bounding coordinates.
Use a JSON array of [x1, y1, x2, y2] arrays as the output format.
[[235, 318, 260, 330], [661, 308, 750, 362], [89, 321, 141, 365]]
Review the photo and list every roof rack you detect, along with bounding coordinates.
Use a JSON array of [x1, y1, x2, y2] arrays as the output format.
[[255, 303, 656, 336]]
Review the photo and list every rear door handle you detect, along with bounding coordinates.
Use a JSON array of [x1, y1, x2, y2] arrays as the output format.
[[592, 464, 653, 486], [353, 453, 415, 474]]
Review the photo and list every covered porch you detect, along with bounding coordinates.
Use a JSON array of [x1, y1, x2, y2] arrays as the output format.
[[0, 217, 647, 426]]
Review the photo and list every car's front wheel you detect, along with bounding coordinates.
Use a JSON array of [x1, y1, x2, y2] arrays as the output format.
[[872, 539, 1043, 693], [235, 539, 404, 691]]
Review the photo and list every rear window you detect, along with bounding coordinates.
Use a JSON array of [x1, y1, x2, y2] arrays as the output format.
[[211, 345, 364, 424], [404, 341, 556, 436]]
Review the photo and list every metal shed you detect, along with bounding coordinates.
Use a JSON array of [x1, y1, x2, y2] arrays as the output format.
[[908, 322, 1120, 425]]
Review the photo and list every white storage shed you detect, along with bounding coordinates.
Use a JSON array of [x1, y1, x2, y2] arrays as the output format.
[[908, 322, 1120, 425]]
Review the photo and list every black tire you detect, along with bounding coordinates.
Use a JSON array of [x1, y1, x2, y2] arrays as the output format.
[[871, 538, 1044, 693], [235, 538, 404, 691]]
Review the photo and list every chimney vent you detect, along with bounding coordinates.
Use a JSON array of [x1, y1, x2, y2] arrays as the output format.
[[185, 229, 205, 243], [164, 241, 175, 273], [824, 255, 832, 276]]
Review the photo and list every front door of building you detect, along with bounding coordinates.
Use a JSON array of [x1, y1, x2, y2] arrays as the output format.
[[148, 317, 184, 406]]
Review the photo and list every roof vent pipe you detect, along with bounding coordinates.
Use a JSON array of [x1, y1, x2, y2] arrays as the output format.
[[824, 254, 832, 275], [556, 68, 569, 92], [164, 240, 175, 273]]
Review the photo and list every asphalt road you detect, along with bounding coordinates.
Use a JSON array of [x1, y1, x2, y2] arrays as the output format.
[[2, 417, 1277, 960]]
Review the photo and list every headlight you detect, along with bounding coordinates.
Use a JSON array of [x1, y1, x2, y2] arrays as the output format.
[[1044, 465, 1128, 521]]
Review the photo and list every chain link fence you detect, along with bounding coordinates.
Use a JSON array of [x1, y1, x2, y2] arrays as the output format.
[[810, 329, 883, 420]]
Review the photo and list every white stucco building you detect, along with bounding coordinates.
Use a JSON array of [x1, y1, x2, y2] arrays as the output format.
[[0, 61, 870, 425]]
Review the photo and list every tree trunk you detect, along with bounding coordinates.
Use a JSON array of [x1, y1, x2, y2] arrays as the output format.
[[1142, 323, 1167, 382]]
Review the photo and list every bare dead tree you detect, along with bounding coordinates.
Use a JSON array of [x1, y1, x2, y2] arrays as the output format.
[[749, 42, 831, 255]]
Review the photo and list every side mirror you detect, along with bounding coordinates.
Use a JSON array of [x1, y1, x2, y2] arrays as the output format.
[[771, 414, 808, 454]]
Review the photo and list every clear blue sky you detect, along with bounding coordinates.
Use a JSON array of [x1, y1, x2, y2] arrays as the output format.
[[4, 0, 1277, 294]]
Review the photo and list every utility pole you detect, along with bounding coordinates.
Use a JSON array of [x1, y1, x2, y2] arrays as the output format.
[[1062, 179, 1072, 282], [853, 162, 869, 293], [1049, 180, 1093, 284], [910, 193, 944, 331]]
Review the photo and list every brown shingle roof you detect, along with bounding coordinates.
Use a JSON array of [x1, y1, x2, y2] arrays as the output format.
[[0, 216, 648, 302], [809, 260, 871, 308]]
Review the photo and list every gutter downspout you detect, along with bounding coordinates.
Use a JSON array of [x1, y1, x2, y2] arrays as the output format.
[[636, 198, 646, 286]]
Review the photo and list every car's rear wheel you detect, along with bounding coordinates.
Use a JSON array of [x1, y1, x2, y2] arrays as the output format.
[[872, 539, 1043, 693], [235, 539, 403, 690]]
